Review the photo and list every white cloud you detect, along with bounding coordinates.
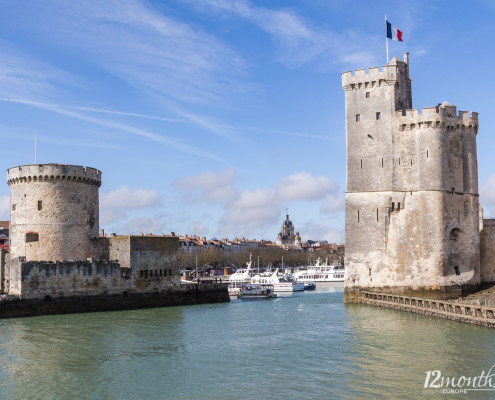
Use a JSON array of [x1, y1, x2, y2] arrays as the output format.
[[100, 208, 127, 226], [119, 217, 164, 235], [320, 193, 345, 213], [276, 172, 337, 201], [187, 221, 210, 237], [100, 186, 160, 209], [480, 172, 495, 216], [0, 195, 9, 219], [189, 0, 381, 69], [174, 168, 237, 203], [168, 169, 344, 236], [300, 220, 344, 243], [220, 188, 280, 234]]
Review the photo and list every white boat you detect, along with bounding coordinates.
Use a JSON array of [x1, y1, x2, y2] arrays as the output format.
[[293, 258, 345, 283], [228, 259, 254, 296], [251, 269, 304, 292], [237, 284, 277, 300]]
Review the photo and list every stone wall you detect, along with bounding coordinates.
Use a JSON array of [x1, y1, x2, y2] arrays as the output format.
[[7, 164, 101, 262], [0, 284, 229, 318], [343, 55, 481, 302], [6, 259, 127, 299], [481, 219, 495, 284]]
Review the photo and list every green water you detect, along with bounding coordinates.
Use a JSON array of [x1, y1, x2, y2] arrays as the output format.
[[0, 286, 493, 399]]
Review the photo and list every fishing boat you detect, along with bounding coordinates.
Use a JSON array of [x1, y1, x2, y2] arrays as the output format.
[[251, 269, 304, 292], [237, 284, 277, 300], [293, 258, 345, 283]]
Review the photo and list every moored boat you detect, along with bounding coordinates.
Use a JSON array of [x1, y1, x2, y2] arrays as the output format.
[[237, 284, 277, 300], [293, 258, 345, 283], [251, 269, 304, 292]]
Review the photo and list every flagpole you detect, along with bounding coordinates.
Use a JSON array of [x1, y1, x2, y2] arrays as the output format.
[[385, 14, 389, 64]]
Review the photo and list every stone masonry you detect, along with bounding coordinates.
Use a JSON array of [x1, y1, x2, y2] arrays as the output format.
[[3, 163, 183, 301], [343, 54, 484, 302]]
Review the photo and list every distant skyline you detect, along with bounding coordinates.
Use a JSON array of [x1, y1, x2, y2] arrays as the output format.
[[2, 0, 495, 243]]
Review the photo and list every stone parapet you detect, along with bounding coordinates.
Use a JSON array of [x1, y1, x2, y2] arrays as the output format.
[[7, 164, 101, 187]]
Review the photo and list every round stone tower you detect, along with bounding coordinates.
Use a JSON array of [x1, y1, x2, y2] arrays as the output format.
[[7, 164, 101, 261]]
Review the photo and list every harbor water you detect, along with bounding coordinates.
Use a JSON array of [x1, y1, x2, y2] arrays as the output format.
[[0, 285, 493, 399]]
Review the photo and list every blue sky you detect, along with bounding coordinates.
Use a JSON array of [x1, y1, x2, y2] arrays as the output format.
[[2, 0, 495, 243]]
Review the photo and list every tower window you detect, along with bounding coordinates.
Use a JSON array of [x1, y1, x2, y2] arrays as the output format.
[[37, 200, 42, 210], [356, 114, 360, 122], [381, 158, 384, 168], [427, 149, 429, 158], [357, 210, 360, 223], [376, 112, 380, 120], [398, 202, 401, 210], [366, 92, 370, 98], [391, 202, 395, 211], [454, 266, 460, 276], [377, 209, 379, 221], [12, 204, 16, 211]]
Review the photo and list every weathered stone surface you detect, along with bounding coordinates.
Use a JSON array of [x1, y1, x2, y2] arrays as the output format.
[[7, 164, 101, 262], [343, 54, 482, 302]]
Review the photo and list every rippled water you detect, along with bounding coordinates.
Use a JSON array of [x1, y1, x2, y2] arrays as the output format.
[[0, 286, 493, 399]]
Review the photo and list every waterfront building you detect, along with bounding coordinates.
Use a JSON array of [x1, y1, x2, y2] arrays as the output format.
[[2, 164, 180, 299], [342, 54, 495, 302]]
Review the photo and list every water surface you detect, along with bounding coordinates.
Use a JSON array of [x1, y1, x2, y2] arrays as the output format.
[[0, 286, 492, 399]]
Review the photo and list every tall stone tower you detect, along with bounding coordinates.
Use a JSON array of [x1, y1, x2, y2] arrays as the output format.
[[7, 164, 101, 262], [342, 54, 481, 302]]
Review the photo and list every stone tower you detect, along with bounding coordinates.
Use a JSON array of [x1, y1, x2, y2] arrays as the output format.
[[342, 54, 481, 302], [7, 164, 101, 262]]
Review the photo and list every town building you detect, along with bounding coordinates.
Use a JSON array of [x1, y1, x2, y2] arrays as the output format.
[[276, 212, 302, 247]]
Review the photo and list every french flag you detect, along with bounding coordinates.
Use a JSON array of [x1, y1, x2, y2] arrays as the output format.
[[386, 20, 403, 42]]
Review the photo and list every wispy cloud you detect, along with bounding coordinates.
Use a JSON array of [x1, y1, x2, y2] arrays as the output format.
[[188, 0, 381, 69], [0, 97, 225, 161]]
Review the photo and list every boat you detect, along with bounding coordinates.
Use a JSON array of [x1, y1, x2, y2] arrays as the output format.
[[227, 259, 255, 296], [251, 269, 304, 292], [303, 282, 316, 290], [237, 284, 277, 299], [293, 258, 345, 283]]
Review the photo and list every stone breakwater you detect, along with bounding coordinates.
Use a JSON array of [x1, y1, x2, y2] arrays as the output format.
[[360, 291, 495, 328], [0, 283, 229, 319]]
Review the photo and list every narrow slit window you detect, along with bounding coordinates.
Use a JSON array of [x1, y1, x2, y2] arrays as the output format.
[[37, 200, 42, 211], [12, 204, 16, 211], [427, 149, 429, 158], [377, 209, 379, 221], [398, 202, 401, 210], [358, 210, 360, 223], [381, 158, 384, 167], [399, 158, 401, 165], [356, 114, 360, 122], [376, 112, 380, 120], [454, 266, 460, 276], [391, 202, 395, 211], [410, 159, 413, 166], [366, 92, 370, 98], [369, 268, 372, 276], [360, 159, 363, 169]]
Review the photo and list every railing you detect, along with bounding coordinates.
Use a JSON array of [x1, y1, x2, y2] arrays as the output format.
[[360, 291, 495, 328]]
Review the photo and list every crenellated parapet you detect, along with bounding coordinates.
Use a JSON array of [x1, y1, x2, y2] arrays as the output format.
[[342, 65, 400, 91], [396, 102, 478, 133], [7, 164, 102, 187]]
